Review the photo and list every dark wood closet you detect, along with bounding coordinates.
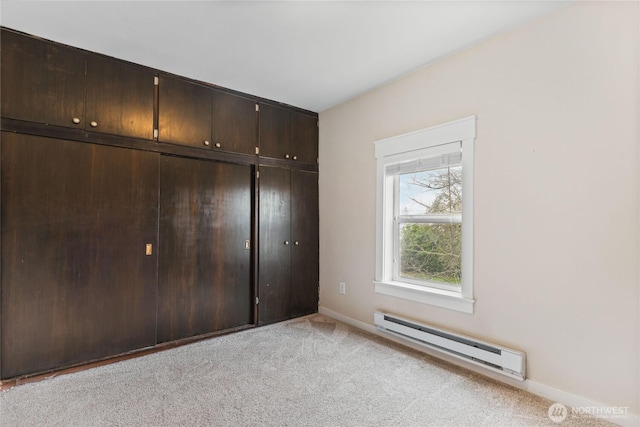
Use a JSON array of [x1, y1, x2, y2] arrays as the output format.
[[0, 27, 319, 381], [1, 133, 159, 378], [258, 167, 319, 325]]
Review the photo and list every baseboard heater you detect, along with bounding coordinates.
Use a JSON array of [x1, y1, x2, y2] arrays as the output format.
[[374, 312, 526, 381]]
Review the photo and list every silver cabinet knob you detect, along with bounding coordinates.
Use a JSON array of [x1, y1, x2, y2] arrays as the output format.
[[294, 241, 299, 246], [215, 142, 221, 148], [284, 154, 290, 159], [284, 240, 290, 245], [292, 155, 298, 160], [72, 117, 80, 124], [204, 140, 210, 146], [90, 121, 98, 128]]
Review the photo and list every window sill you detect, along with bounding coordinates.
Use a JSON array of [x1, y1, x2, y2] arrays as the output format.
[[374, 280, 474, 314]]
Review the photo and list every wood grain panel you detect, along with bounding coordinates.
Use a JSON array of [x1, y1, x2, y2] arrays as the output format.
[[86, 55, 155, 140], [258, 166, 292, 325], [0, 29, 85, 129], [258, 103, 290, 161], [1, 133, 159, 379], [291, 111, 319, 165], [290, 170, 319, 317], [212, 90, 257, 156], [158, 75, 212, 149], [158, 155, 252, 342]]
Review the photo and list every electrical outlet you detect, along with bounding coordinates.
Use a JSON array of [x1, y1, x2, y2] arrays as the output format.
[[339, 282, 346, 294]]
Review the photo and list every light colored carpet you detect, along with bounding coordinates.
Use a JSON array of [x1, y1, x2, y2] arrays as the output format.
[[0, 314, 614, 427]]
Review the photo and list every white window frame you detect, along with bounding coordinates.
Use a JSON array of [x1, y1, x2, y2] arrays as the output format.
[[374, 116, 476, 314]]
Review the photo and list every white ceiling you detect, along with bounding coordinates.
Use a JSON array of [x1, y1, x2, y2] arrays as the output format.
[[1, 1, 570, 112]]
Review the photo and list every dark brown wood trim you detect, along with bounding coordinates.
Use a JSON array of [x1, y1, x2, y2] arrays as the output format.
[[153, 72, 159, 141], [257, 155, 319, 172], [1, 118, 318, 170], [253, 165, 260, 325], [1, 118, 260, 167]]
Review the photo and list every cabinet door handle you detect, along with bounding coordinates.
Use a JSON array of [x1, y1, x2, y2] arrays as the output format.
[[72, 117, 81, 124], [215, 142, 221, 148], [294, 241, 299, 246], [284, 240, 290, 245], [90, 121, 98, 128], [292, 155, 298, 160], [284, 154, 290, 159], [204, 140, 210, 146]]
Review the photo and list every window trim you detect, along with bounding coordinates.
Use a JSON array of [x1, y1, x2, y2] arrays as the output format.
[[374, 116, 476, 314]]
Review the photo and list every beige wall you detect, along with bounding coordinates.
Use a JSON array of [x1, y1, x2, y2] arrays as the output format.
[[318, 1, 639, 415]]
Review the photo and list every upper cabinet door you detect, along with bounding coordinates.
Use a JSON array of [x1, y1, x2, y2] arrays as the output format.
[[85, 55, 155, 140], [258, 104, 318, 165], [1, 29, 85, 129], [291, 111, 319, 165], [212, 90, 257, 156], [158, 75, 212, 149], [258, 103, 290, 160]]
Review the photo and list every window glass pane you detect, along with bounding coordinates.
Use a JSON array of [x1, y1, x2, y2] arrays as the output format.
[[398, 165, 462, 215], [399, 223, 461, 285]]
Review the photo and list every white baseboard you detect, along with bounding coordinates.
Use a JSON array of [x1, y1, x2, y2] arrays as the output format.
[[318, 306, 640, 427]]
